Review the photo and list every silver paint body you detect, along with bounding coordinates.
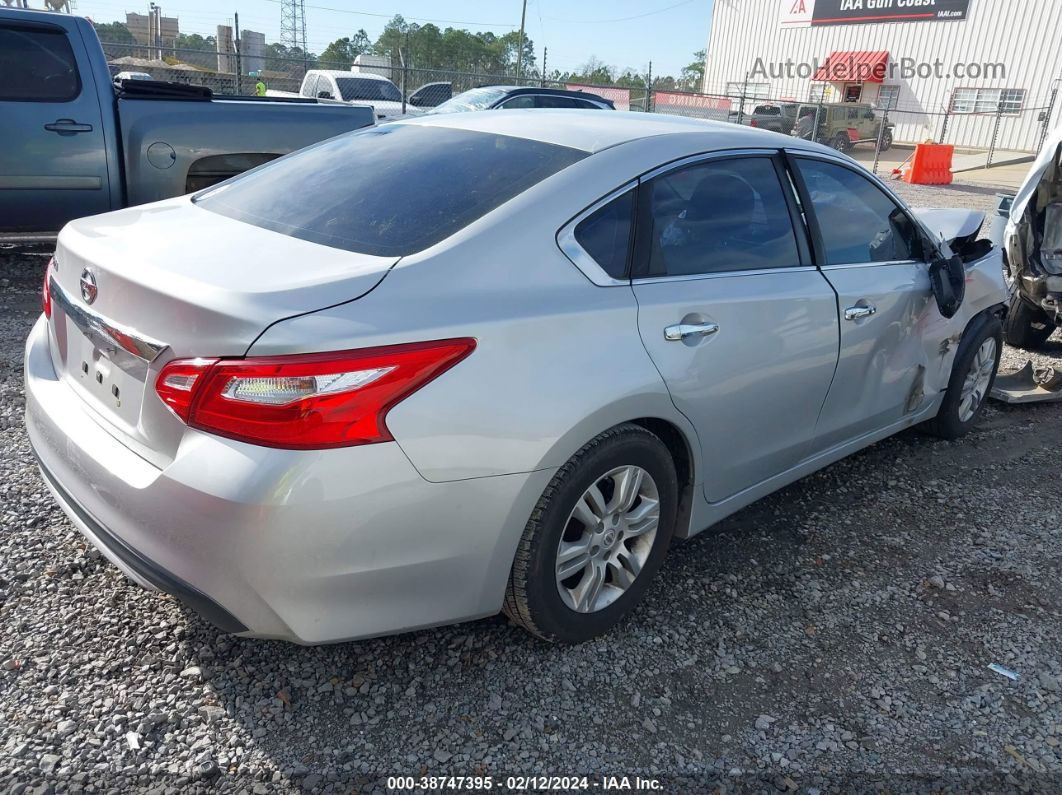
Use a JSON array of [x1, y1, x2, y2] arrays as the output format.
[[25, 112, 1007, 643]]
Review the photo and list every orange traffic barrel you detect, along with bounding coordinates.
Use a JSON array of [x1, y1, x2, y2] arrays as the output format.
[[904, 142, 954, 185]]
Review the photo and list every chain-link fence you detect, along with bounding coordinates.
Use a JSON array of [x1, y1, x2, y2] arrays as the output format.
[[101, 41, 1056, 174]]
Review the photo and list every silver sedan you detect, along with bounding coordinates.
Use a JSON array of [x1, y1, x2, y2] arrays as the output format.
[[26, 111, 1007, 644]]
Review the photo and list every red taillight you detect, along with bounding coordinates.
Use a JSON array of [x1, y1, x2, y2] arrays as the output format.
[[750, 119, 759, 127], [155, 339, 476, 449], [42, 258, 53, 319]]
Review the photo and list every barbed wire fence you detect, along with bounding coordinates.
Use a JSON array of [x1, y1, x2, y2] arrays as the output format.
[[101, 40, 1057, 176]]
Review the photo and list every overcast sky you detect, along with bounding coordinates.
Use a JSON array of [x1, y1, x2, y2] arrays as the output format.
[[78, 0, 714, 77]]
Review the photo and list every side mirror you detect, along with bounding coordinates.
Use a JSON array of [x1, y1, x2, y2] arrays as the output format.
[[928, 253, 966, 318], [317, 90, 333, 99]]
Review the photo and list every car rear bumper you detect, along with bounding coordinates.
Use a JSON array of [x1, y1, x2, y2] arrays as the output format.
[[24, 316, 552, 643]]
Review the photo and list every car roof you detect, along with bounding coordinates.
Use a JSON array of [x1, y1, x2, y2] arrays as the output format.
[[312, 70, 393, 82], [479, 85, 608, 100], [400, 109, 826, 154]]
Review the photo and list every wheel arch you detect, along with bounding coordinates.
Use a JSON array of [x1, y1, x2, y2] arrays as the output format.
[[532, 401, 703, 541]]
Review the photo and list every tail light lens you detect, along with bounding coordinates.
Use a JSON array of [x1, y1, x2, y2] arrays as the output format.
[[42, 258, 54, 319], [750, 119, 759, 128], [155, 339, 475, 449]]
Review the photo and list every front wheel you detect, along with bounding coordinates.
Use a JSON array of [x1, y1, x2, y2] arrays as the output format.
[[1003, 292, 1055, 349], [922, 316, 1002, 439], [503, 424, 678, 643], [879, 130, 893, 152]]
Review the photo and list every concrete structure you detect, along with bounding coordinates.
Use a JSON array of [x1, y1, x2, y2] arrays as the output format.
[[241, 29, 266, 75], [126, 7, 178, 59], [703, 0, 1062, 152], [216, 24, 235, 74]]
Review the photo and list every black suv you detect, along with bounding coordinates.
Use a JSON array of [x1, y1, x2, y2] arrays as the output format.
[[426, 85, 615, 115]]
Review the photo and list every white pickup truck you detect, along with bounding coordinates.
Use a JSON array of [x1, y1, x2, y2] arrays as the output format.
[[271, 70, 450, 121]]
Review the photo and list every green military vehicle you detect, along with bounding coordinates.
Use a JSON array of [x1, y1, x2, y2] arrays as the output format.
[[792, 102, 894, 153]]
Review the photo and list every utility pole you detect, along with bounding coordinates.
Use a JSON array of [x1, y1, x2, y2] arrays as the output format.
[[234, 11, 242, 95], [541, 46, 547, 87], [515, 0, 527, 81]]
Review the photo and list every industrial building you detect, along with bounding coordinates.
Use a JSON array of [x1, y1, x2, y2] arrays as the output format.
[[702, 0, 1062, 151]]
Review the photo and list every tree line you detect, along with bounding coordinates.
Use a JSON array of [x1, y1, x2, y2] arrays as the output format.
[[92, 14, 705, 92]]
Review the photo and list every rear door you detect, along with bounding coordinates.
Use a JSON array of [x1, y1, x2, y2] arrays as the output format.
[[631, 152, 839, 502], [0, 19, 111, 232], [790, 154, 933, 452]]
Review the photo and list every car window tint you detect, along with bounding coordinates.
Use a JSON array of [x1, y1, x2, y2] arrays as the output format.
[[500, 95, 535, 109], [195, 124, 587, 257], [570, 99, 602, 109], [574, 190, 635, 279], [645, 157, 800, 277], [796, 159, 920, 264], [537, 95, 579, 108], [335, 77, 401, 103], [0, 25, 79, 101]]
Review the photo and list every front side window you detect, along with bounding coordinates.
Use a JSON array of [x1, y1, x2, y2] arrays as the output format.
[[335, 77, 401, 103], [796, 158, 921, 264], [499, 95, 536, 109], [0, 24, 79, 101], [573, 190, 635, 279], [644, 157, 801, 277], [195, 124, 587, 257], [425, 86, 508, 115]]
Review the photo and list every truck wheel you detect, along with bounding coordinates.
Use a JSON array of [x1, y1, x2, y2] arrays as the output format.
[[503, 424, 678, 643], [923, 315, 1002, 440], [879, 130, 893, 152], [1003, 292, 1055, 349], [830, 132, 852, 153]]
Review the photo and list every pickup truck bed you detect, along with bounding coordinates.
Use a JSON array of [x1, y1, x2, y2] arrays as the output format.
[[1, 8, 375, 235]]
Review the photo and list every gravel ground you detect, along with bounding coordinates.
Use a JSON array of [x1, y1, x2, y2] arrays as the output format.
[[1, 181, 1061, 794]]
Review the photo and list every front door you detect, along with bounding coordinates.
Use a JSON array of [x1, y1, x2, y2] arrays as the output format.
[[0, 20, 112, 232], [631, 153, 839, 502], [791, 155, 934, 452]]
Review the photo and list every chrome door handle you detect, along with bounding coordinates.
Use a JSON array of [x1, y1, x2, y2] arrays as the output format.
[[844, 305, 877, 321], [664, 322, 719, 341], [44, 119, 94, 134]]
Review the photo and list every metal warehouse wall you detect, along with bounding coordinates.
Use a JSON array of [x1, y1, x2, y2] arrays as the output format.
[[703, 0, 1062, 151]]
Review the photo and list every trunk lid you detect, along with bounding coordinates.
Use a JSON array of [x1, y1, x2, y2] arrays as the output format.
[[48, 197, 396, 464]]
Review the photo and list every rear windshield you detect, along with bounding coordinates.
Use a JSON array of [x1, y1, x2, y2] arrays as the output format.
[[426, 86, 508, 115], [194, 124, 587, 257], [335, 77, 401, 102]]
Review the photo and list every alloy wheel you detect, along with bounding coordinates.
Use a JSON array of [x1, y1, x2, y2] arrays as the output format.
[[958, 338, 997, 422], [555, 465, 660, 614]]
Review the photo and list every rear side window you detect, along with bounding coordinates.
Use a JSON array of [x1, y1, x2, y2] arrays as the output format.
[[195, 124, 587, 257], [795, 158, 921, 264], [538, 95, 580, 109], [300, 74, 318, 98], [335, 77, 401, 103], [0, 25, 79, 101], [574, 190, 635, 279], [644, 157, 800, 277]]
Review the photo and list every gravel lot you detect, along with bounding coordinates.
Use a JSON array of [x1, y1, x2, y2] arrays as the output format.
[[1, 179, 1061, 793]]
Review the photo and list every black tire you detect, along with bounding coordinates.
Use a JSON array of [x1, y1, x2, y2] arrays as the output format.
[[922, 315, 1003, 439], [1003, 292, 1055, 349], [830, 132, 852, 153], [503, 424, 678, 643], [879, 130, 893, 152]]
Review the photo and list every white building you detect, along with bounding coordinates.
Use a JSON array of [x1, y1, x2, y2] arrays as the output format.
[[703, 0, 1062, 151]]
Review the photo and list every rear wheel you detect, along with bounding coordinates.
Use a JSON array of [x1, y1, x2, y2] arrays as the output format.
[[1003, 292, 1055, 349], [879, 130, 893, 152], [923, 316, 1002, 439], [830, 132, 852, 153], [503, 424, 678, 643]]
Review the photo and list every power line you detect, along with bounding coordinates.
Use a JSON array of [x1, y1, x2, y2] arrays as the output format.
[[257, 0, 517, 29], [545, 0, 697, 24]]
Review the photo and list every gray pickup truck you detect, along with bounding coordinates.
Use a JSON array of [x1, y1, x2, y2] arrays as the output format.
[[1, 8, 375, 236], [728, 102, 800, 135]]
